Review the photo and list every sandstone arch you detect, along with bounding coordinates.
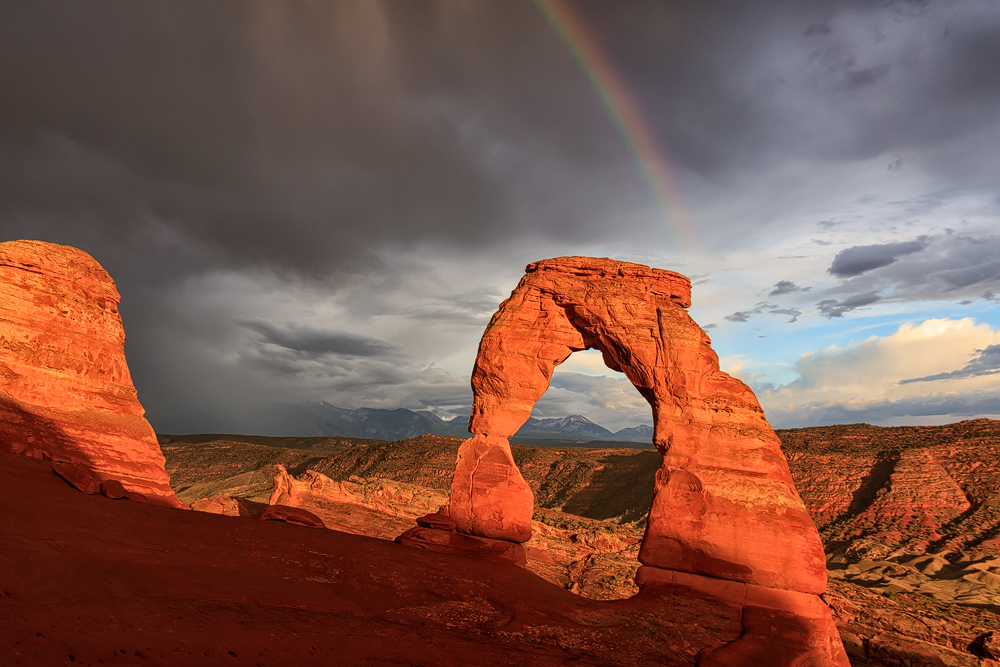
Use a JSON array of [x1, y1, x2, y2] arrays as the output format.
[[451, 256, 825, 591], [444, 256, 848, 664]]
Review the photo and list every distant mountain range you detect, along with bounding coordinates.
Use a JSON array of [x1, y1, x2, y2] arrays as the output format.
[[159, 401, 654, 444]]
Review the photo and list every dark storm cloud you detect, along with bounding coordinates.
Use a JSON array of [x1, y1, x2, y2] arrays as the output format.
[[901, 344, 1000, 384], [817, 291, 880, 317], [0, 1, 644, 282], [726, 302, 802, 323], [828, 239, 929, 277], [241, 320, 397, 358], [233, 327, 472, 412], [3, 0, 998, 277], [591, 0, 1000, 179]]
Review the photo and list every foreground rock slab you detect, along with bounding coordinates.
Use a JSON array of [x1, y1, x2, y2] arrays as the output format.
[[4, 450, 832, 666], [397, 510, 528, 567], [0, 240, 183, 507]]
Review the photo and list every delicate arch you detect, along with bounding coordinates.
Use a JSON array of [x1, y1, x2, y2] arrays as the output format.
[[451, 257, 825, 594], [436, 256, 848, 664]]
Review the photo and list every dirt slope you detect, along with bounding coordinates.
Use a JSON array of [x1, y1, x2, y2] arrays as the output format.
[[3, 450, 777, 667]]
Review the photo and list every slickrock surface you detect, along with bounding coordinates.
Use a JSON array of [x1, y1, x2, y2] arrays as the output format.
[[2, 449, 816, 667], [443, 256, 843, 664], [780, 420, 1000, 664], [260, 503, 326, 528], [163, 434, 647, 600], [268, 463, 450, 539], [826, 577, 1000, 666], [397, 510, 530, 567], [0, 240, 182, 507]]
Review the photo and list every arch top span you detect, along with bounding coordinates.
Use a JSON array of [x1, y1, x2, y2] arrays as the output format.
[[524, 256, 692, 308]]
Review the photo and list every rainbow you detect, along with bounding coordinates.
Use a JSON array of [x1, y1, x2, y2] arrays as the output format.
[[533, 0, 695, 249]]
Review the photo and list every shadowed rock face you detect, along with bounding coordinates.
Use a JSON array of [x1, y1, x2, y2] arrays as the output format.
[[448, 256, 847, 665], [0, 240, 183, 508]]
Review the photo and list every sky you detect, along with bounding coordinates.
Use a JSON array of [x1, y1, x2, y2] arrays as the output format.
[[2, 0, 999, 433]]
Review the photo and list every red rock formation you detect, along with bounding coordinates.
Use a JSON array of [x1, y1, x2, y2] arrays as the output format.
[[50, 461, 101, 495], [449, 434, 534, 542], [0, 240, 183, 507], [782, 420, 1000, 559], [260, 504, 326, 528], [396, 509, 529, 567], [637, 567, 847, 665], [190, 495, 266, 517], [99, 478, 129, 500], [445, 256, 846, 664]]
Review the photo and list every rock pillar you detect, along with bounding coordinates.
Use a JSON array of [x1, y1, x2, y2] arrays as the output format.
[[0, 240, 184, 508]]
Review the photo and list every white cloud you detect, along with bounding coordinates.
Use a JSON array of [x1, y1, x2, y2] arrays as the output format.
[[758, 318, 1000, 427]]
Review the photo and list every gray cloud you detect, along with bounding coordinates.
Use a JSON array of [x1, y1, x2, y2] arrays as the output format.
[[817, 291, 880, 317], [936, 258, 1000, 290], [394, 286, 505, 326], [817, 234, 1000, 313], [769, 280, 810, 296], [846, 64, 890, 89], [726, 302, 802, 323], [901, 344, 1000, 384], [828, 239, 929, 277], [241, 320, 397, 358]]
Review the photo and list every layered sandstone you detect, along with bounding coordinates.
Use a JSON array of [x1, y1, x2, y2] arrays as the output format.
[[784, 420, 1000, 560], [0, 240, 183, 507], [443, 256, 845, 664]]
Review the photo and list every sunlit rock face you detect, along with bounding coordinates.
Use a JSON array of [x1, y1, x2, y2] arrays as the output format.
[[449, 256, 847, 665], [0, 240, 184, 508]]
